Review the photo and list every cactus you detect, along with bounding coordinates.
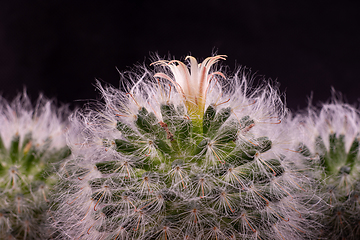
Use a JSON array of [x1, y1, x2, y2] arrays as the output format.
[[296, 102, 360, 239], [54, 55, 315, 239], [0, 93, 71, 239]]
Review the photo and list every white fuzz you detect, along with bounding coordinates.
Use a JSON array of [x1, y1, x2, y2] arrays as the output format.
[[292, 100, 360, 239], [0, 93, 70, 239], [54, 55, 315, 239]]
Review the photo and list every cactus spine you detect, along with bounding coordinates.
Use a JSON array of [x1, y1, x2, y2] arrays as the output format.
[[296, 103, 360, 239], [0, 94, 70, 239], [55, 55, 314, 239]]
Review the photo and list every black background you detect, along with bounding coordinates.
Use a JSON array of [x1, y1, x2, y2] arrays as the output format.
[[0, 0, 359, 112]]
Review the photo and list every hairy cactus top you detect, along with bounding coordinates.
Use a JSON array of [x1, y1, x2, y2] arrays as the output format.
[[0, 94, 70, 239], [296, 103, 360, 239], [55, 55, 314, 239]]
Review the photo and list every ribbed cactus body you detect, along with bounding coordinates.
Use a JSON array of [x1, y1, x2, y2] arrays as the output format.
[[0, 94, 70, 239], [55, 55, 313, 239], [297, 103, 360, 239]]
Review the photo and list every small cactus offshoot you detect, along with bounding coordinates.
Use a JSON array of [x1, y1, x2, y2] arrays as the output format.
[[54, 55, 314, 239], [296, 103, 360, 239], [0, 94, 71, 239]]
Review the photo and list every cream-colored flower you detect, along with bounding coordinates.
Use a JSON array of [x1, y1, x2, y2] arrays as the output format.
[[151, 55, 226, 119]]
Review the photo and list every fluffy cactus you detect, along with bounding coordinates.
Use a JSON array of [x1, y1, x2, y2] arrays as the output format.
[[0, 93, 71, 239], [296, 102, 360, 239], [55, 55, 315, 239]]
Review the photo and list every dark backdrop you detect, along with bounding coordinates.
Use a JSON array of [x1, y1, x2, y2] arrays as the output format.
[[0, 0, 359, 112]]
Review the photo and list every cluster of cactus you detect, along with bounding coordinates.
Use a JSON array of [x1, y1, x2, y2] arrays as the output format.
[[0, 94, 70, 239], [295, 103, 360, 239], [53, 55, 314, 240], [1, 54, 360, 240]]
